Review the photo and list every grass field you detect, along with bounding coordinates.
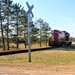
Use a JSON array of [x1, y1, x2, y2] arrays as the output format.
[[0, 43, 75, 65], [0, 42, 75, 75]]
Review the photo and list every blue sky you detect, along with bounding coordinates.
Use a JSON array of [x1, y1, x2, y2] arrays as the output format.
[[13, 0, 75, 37]]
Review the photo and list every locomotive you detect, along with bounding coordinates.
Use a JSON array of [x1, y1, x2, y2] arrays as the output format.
[[48, 30, 72, 47]]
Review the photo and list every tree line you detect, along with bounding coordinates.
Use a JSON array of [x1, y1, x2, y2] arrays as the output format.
[[0, 0, 51, 50]]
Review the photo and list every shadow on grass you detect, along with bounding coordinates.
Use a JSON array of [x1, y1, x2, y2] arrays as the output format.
[[62, 44, 75, 51]]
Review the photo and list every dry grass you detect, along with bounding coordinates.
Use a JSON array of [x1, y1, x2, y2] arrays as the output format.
[[0, 42, 75, 51], [0, 42, 75, 65], [0, 43, 48, 52], [0, 45, 75, 65]]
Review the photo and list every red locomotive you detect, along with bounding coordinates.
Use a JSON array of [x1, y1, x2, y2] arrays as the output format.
[[48, 30, 72, 47]]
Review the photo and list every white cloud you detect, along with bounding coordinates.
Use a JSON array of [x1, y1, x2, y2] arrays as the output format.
[[63, 17, 75, 37], [63, 17, 75, 27]]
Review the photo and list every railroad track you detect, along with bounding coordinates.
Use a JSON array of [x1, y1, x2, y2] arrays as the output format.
[[0, 47, 52, 56], [0, 45, 73, 56]]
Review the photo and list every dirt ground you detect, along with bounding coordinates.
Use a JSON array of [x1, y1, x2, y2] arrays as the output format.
[[0, 42, 75, 75], [0, 64, 75, 75]]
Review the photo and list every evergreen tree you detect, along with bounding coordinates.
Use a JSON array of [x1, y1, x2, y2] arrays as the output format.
[[12, 3, 22, 49]]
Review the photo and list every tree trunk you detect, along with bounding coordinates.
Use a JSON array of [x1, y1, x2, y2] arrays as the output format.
[[7, 18, 9, 50], [46, 31, 47, 46], [24, 33, 27, 48], [0, 1, 5, 50], [16, 12, 19, 49], [40, 24, 41, 47], [7, 0, 10, 50]]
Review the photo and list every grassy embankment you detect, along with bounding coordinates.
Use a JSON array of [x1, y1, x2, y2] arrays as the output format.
[[0, 43, 75, 65]]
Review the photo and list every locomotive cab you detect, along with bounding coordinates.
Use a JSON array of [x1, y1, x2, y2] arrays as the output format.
[[48, 30, 59, 47]]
